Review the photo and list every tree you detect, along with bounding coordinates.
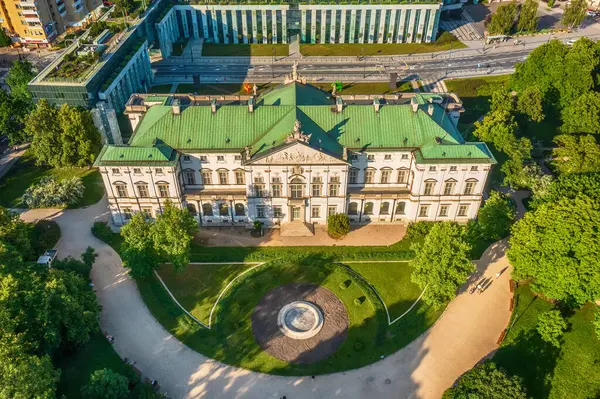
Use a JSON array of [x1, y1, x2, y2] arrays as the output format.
[[562, 0, 587, 29], [0, 29, 11, 47], [506, 163, 553, 195], [561, 91, 600, 135], [537, 310, 568, 347], [473, 110, 519, 151], [81, 369, 129, 399], [151, 201, 198, 272], [442, 361, 527, 399], [113, 0, 135, 15], [553, 134, 600, 174], [0, 89, 29, 145], [0, 207, 32, 257], [508, 194, 600, 305], [410, 223, 474, 309], [488, 1, 518, 35], [532, 172, 600, 205], [517, 0, 539, 32], [517, 85, 544, 122], [26, 100, 101, 168], [327, 213, 350, 239], [120, 213, 160, 279], [477, 191, 516, 240], [6, 59, 35, 103]]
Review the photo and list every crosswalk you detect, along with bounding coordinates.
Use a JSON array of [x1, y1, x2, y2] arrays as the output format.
[[439, 11, 483, 42]]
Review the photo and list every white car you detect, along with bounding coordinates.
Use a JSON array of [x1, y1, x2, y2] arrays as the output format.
[[566, 39, 577, 46], [586, 11, 597, 17], [37, 249, 58, 266]]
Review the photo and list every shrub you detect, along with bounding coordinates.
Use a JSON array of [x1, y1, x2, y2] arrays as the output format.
[[30, 219, 61, 256], [443, 361, 527, 399], [327, 213, 350, 239], [537, 310, 568, 347], [354, 296, 366, 305], [91, 221, 113, 242], [23, 177, 84, 208], [81, 369, 129, 399]]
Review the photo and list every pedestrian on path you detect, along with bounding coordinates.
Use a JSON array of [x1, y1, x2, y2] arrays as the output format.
[[495, 271, 501, 279]]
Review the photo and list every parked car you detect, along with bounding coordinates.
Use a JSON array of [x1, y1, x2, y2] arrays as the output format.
[[37, 249, 58, 266], [586, 10, 597, 17], [566, 39, 577, 46]]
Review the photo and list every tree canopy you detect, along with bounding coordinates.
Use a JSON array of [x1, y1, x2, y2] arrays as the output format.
[[0, 29, 11, 47], [410, 222, 474, 309], [517, 85, 544, 122], [6, 60, 35, 103], [561, 91, 600, 135], [442, 361, 528, 399], [81, 369, 129, 399], [516, 0, 539, 33], [562, 0, 587, 29], [121, 212, 161, 279], [488, 1, 518, 35], [477, 191, 517, 241], [0, 207, 31, 258], [553, 134, 600, 174], [0, 61, 36, 145]]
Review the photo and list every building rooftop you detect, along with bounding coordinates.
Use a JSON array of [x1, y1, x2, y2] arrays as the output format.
[[96, 83, 495, 166]]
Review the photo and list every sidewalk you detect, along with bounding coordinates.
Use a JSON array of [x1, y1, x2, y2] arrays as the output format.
[[0, 144, 28, 181]]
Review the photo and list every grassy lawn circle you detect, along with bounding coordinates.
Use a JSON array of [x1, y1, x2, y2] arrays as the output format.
[[144, 258, 443, 375]]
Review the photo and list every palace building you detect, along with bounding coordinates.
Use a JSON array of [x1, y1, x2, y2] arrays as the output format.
[[94, 82, 495, 232]]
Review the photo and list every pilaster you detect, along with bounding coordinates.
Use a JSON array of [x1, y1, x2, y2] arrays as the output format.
[[221, 9, 229, 44], [397, 10, 405, 43], [232, 10, 239, 43], [211, 10, 219, 43], [358, 9, 365, 44], [349, 9, 356, 43], [301, 9, 307, 42], [329, 9, 336, 43], [320, 9, 326, 43], [271, 10, 277, 43], [251, 10, 258, 43], [282, 9, 287, 43], [261, 9, 268, 43], [368, 9, 376, 44], [310, 9, 316, 44], [378, 9, 386, 44], [407, 9, 417, 43], [242, 10, 249, 44], [387, 9, 396, 43], [339, 9, 346, 43], [191, 9, 199, 39], [201, 9, 209, 39]]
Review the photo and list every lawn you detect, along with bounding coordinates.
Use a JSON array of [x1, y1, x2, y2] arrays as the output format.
[[0, 151, 104, 208], [175, 82, 278, 95], [138, 258, 442, 375], [493, 284, 600, 399], [155, 262, 260, 325], [202, 44, 289, 57], [345, 261, 422, 320], [312, 81, 414, 95], [300, 40, 466, 56]]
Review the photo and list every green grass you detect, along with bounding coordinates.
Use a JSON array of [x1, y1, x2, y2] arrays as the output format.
[[0, 152, 104, 208], [345, 262, 422, 320], [493, 284, 600, 399], [175, 82, 278, 95], [202, 44, 289, 57], [138, 258, 442, 375], [55, 332, 138, 399], [312, 81, 414, 95], [300, 40, 466, 56], [148, 84, 172, 93], [156, 263, 259, 325]]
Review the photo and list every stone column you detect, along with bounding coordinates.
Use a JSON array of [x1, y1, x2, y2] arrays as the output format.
[[201, 9, 209, 39], [378, 9, 386, 43], [397, 10, 405, 43], [271, 10, 278, 43], [191, 9, 199, 39], [211, 10, 220, 43], [242, 10, 249, 44], [387, 9, 397, 43], [310, 9, 316, 44], [320, 9, 326, 43], [231, 9, 239, 43], [368, 9, 376, 44], [282, 9, 287, 43], [261, 9, 268, 43], [181, 9, 189, 39], [416, 9, 425, 43], [339, 9, 346, 43], [329, 9, 336, 43], [221, 9, 229, 44], [358, 8, 366, 44], [251, 10, 258, 43], [349, 9, 356, 43], [406, 9, 417, 43]]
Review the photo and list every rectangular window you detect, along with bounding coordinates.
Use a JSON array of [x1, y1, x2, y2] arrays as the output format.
[[122, 207, 133, 220], [330, 176, 340, 183], [380, 169, 391, 184], [401, 154, 409, 160], [311, 206, 320, 218], [187, 170, 196, 185], [155, 168, 163, 175], [112, 168, 120, 174], [234, 155, 241, 161], [429, 166, 436, 172], [218, 170, 228, 185], [273, 177, 282, 183], [397, 169, 408, 184], [458, 204, 469, 217], [235, 170, 245, 185], [367, 154, 375, 161], [254, 184, 265, 197], [424, 181, 435, 196], [418, 205, 429, 218], [273, 205, 283, 218], [219, 203, 229, 216], [328, 205, 337, 216], [291, 184, 303, 199], [133, 168, 142, 174], [137, 185, 149, 198], [141, 207, 153, 219], [157, 185, 169, 198], [384, 154, 392, 160], [116, 185, 127, 198], [217, 155, 225, 162], [364, 169, 374, 184], [395, 202, 406, 215], [349, 169, 358, 184], [272, 184, 281, 197], [329, 184, 339, 197], [464, 181, 476, 195], [471, 166, 479, 171], [450, 166, 457, 171], [350, 154, 358, 161], [201, 171, 211, 185], [183, 155, 191, 162], [439, 204, 449, 217], [312, 184, 321, 197], [200, 155, 207, 162], [443, 181, 455, 195], [256, 205, 265, 218]]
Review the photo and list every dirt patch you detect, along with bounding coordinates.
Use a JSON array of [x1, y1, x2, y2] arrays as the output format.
[[252, 283, 348, 364]]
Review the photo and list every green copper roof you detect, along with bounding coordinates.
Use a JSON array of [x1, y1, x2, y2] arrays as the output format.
[[94, 140, 178, 166], [96, 83, 495, 165]]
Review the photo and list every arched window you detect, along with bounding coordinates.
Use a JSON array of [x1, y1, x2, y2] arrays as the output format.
[[397, 168, 409, 184], [348, 202, 358, 215], [380, 168, 393, 184], [219, 202, 229, 216], [464, 179, 479, 195], [364, 168, 375, 184], [443, 178, 457, 195], [423, 179, 437, 196], [380, 202, 390, 214], [364, 201, 374, 215], [234, 169, 245, 185], [395, 202, 406, 215], [234, 203, 245, 216], [113, 181, 128, 198], [290, 177, 305, 199], [186, 203, 197, 216], [202, 203, 213, 216]]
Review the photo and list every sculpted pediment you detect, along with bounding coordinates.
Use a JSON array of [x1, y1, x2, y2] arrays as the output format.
[[249, 142, 345, 165]]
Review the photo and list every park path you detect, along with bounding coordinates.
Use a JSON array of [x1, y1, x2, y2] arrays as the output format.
[[20, 197, 513, 399]]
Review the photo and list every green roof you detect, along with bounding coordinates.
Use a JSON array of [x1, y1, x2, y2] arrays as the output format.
[[96, 83, 495, 165], [94, 140, 178, 166]]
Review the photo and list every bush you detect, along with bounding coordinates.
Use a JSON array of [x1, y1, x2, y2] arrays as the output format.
[[52, 247, 96, 278], [443, 361, 527, 399], [91, 221, 113, 242], [81, 369, 129, 399], [327, 213, 350, 239], [23, 177, 84, 208], [537, 310, 568, 347], [405, 221, 437, 242], [30, 219, 61, 256]]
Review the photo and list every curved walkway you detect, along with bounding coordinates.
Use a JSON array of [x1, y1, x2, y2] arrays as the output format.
[[20, 197, 513, 399]]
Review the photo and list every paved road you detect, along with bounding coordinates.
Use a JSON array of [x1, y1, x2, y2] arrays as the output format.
[[19, 197, 514, 399]]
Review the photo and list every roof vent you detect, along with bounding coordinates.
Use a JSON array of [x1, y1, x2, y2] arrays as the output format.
[[226, 138, 231, 143], [248, 97, 255, 113], [373, 97, 381, 113], [336, 96, 343, 113], [211, 98, 217, 114], [187, 138, 192, 143], [428, 104, 434, 116], [403, 137, 408, 145], [442, 152, 446, 157], [172, 98, 181, 115], [411, 97, 419, 113], [355, 138, 360, 143], [148, 153, 153, 158], [435, 137, 442, 144]]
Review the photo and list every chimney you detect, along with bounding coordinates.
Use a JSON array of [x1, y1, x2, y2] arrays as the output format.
[[172, 98, 181, 115], [336, 96, 343, 113], [428, 104, 434, 116], [373, 97, 381, 113], [211, 98, 217, 114], [411, 97, 419, 113], [248, 97, 254, 113]]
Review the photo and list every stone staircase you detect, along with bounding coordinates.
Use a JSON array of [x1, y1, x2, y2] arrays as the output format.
[[439, 12, 483, 42], [280, 222, 314, 237]]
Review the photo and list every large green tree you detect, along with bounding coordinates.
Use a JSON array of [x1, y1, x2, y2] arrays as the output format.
[[561, 91, 600, 135], [508, 194, 600, 305], [488, 1, 518, 35], [6, 59, 35, 103], [477, 191, 516, 241], [0, 89, 29, 145], [517, 85, 545, 122], [517, 0, 539, 33], [120, 212, 160, 279], [533, 172, 600, 205], [410, 222, 474, 309], [562, 0, 587, 29], [81, 369, 129, 399], [0, 207, 31, 257], [0, 29, 11, 47], [442, 361, 528, 399], [552, 134, 600, 174]]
